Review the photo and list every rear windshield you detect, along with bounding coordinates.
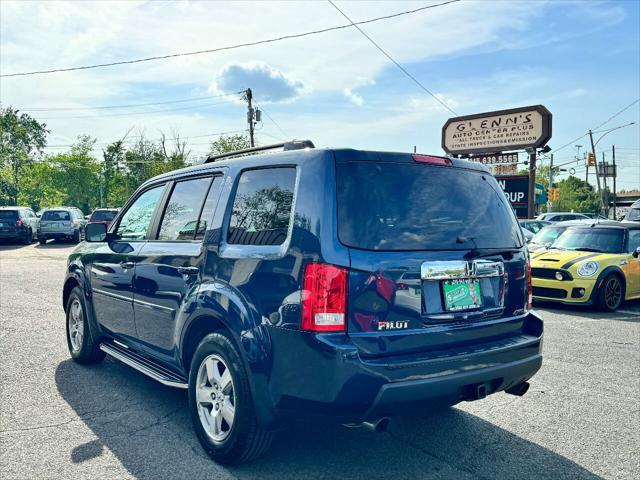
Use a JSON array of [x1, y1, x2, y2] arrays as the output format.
[[554, 228, 624, 254], [90, 210, 117, 222], [0, 210, 18, 220], [42, 210, 70, 221], [336, 162, 522, 251]]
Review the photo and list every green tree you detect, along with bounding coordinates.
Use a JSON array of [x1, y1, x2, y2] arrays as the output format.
[[555, 176, 599, 213], [47, 135, 101, 213], [209, 133, 250, 156], [0, 106, 49, 205]]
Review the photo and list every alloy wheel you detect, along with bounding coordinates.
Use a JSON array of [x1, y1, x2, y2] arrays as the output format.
[[604, 277, 622, 309], [196, 354, 236, 443], [68, 299, 84, 352]]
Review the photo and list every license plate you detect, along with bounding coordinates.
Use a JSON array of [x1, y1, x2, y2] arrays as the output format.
[[442, 279, 482, 311]]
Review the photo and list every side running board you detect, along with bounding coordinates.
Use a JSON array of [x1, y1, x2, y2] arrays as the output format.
[[100, 342, 188, 389]]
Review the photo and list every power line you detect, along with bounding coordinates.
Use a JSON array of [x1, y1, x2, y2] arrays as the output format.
[[327, 0, 458, 115], [256, 104, 290, 139], [16, 92, 242, 112], [1, 1, 461, 78], [591, 98, 640, 132], [549, 98, 640, 156], [44, 129, 246, 148], [37, 99, 239, 120]]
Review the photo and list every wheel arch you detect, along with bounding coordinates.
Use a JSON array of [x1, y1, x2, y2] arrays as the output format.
[[62, 276, 80, 311], [590, 265, 627, 303], [179, 285, 278, 428], [180, 314, 228, 372]]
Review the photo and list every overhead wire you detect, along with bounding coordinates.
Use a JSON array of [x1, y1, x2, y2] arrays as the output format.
[[1, 0, 461, 78], [327, 0, 457, 115], [17, 91, 243, 112]]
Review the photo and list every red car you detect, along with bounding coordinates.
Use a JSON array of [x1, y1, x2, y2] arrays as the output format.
[[87, 208, 119, 228]]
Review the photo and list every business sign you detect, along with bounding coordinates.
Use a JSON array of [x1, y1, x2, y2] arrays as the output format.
[[466, 152, 519, 165], [597, 163, 616, 177], [442, 105, 552, 155], [496, 174, 529, 218]]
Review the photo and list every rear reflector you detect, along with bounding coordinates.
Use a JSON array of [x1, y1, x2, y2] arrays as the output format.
[[301, 263, 347, 332], [412, 154, 452, 166]]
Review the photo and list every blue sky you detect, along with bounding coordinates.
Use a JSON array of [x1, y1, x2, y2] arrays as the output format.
[[1, 0, 638, 189]]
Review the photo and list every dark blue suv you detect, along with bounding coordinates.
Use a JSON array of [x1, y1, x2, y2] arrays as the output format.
[[64, 142, 543, 464]]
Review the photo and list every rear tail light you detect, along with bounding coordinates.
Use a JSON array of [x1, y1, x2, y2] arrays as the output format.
[[301, 263, 347, 332], [16, 219, 24, 227], [412, 154, 452, 166], [526, 260, 533, 310], [397, 283, 409, 290]]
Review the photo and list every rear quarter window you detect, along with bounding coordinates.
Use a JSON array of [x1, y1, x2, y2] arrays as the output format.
[[227, 167, 296, 246]]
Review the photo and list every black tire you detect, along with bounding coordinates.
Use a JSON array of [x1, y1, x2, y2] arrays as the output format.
[[72, 229, 81, 243], [38, 237, 47, 245], [65, 287, 106, 364], [596, 274, 624, 312], [188, 332, 273, 464]]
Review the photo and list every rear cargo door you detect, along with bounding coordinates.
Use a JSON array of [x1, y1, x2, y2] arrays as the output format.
[[335, 155, 529, 358]]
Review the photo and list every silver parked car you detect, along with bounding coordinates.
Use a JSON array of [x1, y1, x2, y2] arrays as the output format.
[[37, 207, 86, 244], [535, 212, 590, 223]]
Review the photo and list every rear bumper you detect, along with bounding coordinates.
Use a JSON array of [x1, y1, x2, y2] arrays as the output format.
[[363, 354, 541, 420], [39, 229, 76, 239], [264, 311, 543, 424], [0, 230, 23, 239]]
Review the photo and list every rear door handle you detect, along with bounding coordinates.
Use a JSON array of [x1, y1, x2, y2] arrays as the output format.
[[177, 266, 199, 276], [120, 261, 135, 269]]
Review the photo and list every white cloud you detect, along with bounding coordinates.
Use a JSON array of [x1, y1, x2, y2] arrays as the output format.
[[343, 78, 375, 106], [209, 61, 305, 103]]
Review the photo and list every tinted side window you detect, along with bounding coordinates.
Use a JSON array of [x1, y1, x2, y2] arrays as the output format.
[[116, 186, 163, 241], [228, 168, 296, 246], [195, 176, 224, 240], [158, 178, 211, 241]]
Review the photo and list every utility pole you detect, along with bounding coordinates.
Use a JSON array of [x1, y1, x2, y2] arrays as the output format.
[[612, 145, 617, 220], [588, 129, 603, 213], [601, 151, 608, 217], [548, 154, 554, 213], [244, 88, 255, 147], [527, 148, 537, 218]]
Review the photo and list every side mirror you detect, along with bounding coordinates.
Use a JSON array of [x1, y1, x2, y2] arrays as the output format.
[[633, 247, 640, 259], [85, 222, 108, 242]]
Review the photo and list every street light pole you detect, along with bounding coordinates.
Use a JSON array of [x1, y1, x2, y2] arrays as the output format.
[[527, 148, 536, 218]]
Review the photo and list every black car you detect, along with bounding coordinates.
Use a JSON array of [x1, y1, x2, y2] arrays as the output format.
[[0, 206, 38, 244], [64, 141, 543, 464]]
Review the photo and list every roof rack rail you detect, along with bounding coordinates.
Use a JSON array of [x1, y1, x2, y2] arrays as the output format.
[[204, 139, 315, 164]]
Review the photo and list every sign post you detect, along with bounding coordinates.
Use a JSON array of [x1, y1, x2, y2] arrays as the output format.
[[442, 105, 552, 218], [526, 150, 536, 218]]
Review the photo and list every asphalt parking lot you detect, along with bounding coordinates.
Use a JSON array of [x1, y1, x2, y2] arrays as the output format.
[[1, 241, 638, 480]]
